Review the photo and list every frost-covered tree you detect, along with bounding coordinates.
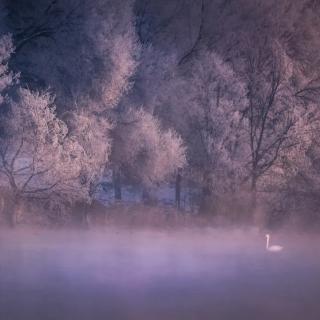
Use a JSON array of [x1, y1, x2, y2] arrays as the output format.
[[0, 34, 15, 216], [3, 0, 140, 112], [0, 39, 112, 225], [163, 50, 247, 213], [111, 108, 186, 202], [0, 34, 15, 105], [265, 103, 320, 225], [0, 88, 113, 226], [0, 89, 70, 225], [63, 111, 112, 198], [240, 40, 302, 211]]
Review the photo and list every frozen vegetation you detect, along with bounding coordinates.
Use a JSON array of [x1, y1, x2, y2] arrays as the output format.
[[1, 1, 320, 227]]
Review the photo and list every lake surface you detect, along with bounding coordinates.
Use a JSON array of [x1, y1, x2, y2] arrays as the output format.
[[0, 228, 320, 320]]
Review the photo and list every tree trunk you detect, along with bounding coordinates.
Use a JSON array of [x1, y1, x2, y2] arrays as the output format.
[[83, 203, 90, 229], [175, 170, 182, 209], [199, 172, 213, 214], [7, 194, 21, 228], [250, 174, 258, 222], [251, 175, 266, 226], [142, 187, 157, 205], [251, 175, 257, 210], [0, 195, 5, 218], [113, 169, 122, 201]]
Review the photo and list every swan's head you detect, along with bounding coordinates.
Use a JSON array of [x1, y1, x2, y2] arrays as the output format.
[[265, 234, 270, 238]]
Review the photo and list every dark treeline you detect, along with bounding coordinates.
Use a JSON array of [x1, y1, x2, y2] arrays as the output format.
[[1, 0, 320, 228]]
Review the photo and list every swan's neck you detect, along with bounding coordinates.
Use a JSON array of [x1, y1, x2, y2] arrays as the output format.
[[266, 236, 270, 249]]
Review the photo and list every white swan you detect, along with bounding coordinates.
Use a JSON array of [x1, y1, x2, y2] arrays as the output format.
[[265, 234, 283, 252]]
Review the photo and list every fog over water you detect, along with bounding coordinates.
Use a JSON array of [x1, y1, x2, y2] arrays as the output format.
[[1, 228, 320, 320]]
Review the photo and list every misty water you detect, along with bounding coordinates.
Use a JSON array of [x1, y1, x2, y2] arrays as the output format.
[[1, 228, 320, 320]]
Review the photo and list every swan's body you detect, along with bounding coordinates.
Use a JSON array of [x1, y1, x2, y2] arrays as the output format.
[[266, 234, 283, 252]]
